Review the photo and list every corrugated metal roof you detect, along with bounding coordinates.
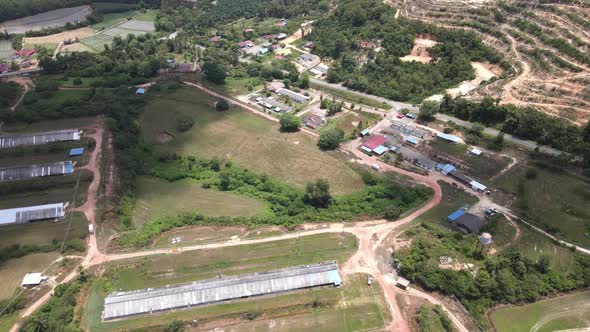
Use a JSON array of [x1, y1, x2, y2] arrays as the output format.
[[437, 132, 461, 143], [0, 161, 74, 182], [103, 262, 341, 320], [448, 209, 465, 222], [0, 203, 65, 225], [0, 129, 80, 148], [363, 135, 388, 150], [373, 145, 388, 155], [69, 148, 85, 156], [470, 180, 487, 191], [405, 136, 419, 145]]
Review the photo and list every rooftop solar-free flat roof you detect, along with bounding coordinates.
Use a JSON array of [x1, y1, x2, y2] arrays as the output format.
[[0, 161, 73, 182], [0, 202, 65, 226], [103, 262, 341, 320]]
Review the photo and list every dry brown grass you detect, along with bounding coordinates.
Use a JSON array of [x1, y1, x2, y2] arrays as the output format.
[[23, 27, 96, 45]]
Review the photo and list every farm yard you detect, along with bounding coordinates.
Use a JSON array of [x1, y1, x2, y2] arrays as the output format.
[[83, 233, 390, 332], [140, 86, 366, 195], [0, 252, 59, 301], [0, 5, 92, 34], [490, 290, 590, 332]]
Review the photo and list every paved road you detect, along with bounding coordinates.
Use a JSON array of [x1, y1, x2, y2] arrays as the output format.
[[310, 78, 564, 156]]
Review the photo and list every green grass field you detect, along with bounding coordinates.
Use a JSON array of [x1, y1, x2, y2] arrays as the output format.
[[490, 290, 590, 332], [133, 176, 267, 227], [331, 110, 382, 137], [0, 211, 88, 250], [0, 252, 59, 300], [0, 176, 90, 209], [0, 313, 18, 332], [85, 273, 389, 332], [140, 86, 365, 195], [91, 11, 139, 30], [492, 162, 590, 248], [108, 232, 357, 290], [203, 77, 263, 96], [415, 181, 478, 229], [429, 139, 511, 181], [0, 40, 14, 60]]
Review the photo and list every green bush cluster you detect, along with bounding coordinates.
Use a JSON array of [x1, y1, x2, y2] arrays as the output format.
[[395, 224, 590, 327], [118, 155, 432, 246]]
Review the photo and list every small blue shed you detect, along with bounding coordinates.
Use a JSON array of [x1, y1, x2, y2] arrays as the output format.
[[136, 88, 146, 95], [448, 208, 466, 222], [69, 148, 85, 157]]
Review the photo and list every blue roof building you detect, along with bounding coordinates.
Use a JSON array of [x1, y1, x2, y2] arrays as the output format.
[[69, 148, 85, 156], [448, 208, 466, 222], [136, 88, 146, 95], [436, 163, 456, 175]]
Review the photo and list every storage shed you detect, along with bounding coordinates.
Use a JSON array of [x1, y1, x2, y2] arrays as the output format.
[[69, 148, 85, 156], [0, 129, 80, 148], [0, 161, 74, 182], [0, 202, 66, 226]]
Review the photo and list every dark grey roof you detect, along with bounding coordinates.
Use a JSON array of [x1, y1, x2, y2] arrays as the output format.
[[449, 170, 472, 184], [102, 262, 341, 320], [454, 213, 484, 234], [0, 161, 74, 182]]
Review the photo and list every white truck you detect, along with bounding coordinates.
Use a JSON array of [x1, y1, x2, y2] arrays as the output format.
[[88, 224, 94, 234]]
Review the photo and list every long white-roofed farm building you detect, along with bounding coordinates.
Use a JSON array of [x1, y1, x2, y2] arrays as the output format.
[[0, 161, 74, 182], [0, 202, 67, 226], [0, 129, 80, 148], [102, 261, 342, 320]]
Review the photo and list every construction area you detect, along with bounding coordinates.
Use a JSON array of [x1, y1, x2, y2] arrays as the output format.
[[0, 161, 74, 182], [102, 262, 342, 320], [0, 129, 80, 148]]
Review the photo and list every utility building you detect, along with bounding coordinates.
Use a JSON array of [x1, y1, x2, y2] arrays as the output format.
[[0, 129, 80, 148], [0, 161, 74, 182], [102, 262, 342, 320]]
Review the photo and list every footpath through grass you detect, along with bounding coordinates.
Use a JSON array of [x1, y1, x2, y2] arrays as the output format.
[[140, 85, 365, 195], [490, 290, 590, 332]]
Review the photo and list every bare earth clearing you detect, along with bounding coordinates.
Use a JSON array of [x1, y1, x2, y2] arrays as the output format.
[[394, 0, 590, 125], [23, 27, 96, 45]]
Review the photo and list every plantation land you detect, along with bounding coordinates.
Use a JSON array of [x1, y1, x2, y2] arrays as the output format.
[[0, 252, 59, 300], [140, 86, 365, 195], [133, 176, 267, 227], [490, 290, 590, 332], [492, 162, 590, 248]]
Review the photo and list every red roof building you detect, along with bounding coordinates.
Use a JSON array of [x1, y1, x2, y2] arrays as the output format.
[[362, 135, 388, 150], [24, 49, 35, 57], [238, 40, 254, 48], [15, 50, 25, 56], [209, 36, 221, 42]]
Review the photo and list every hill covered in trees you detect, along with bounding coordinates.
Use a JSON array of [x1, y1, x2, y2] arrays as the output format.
[[306, 0, 507, 103]]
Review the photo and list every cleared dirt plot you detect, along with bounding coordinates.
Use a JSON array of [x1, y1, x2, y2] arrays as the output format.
[[141, 86, 365, 195], [132, 176, 267, 228], [400, 37, 438, 64], [0, 5, 92, 34], [0, 252, 59, 300], [490, 290, 590, 332], [81, 19, 155, 52], [0, 39, 14, 60], [23, 27, 96, 50]]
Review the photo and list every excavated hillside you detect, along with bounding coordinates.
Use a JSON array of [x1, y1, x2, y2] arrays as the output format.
[[392, 0, 590, 125]]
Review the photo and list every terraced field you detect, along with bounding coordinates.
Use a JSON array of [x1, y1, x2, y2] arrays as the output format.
[[393, 0, 590, 125]]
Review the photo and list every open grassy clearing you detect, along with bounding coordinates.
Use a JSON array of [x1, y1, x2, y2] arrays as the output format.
[[140, 86, 365, 195], [0, 313, 18, 332], [0, 252, 59, 301], [150, 225, 288, 249], [0, 40, 15, 60], [0, 176, 90, 209], [109, 232, 357, 290], [85, 273, 389, 332], [0, 116, 94, 133], [490, 290, 590, 332], [331, 110, 382, 138], [203, 77, 263, 96], [0, 211, 88, 250], [428, 139, 511, 181], [91, 11, 139, 31], [492, 161, 590, 248], [133, 176, 267, 228]]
